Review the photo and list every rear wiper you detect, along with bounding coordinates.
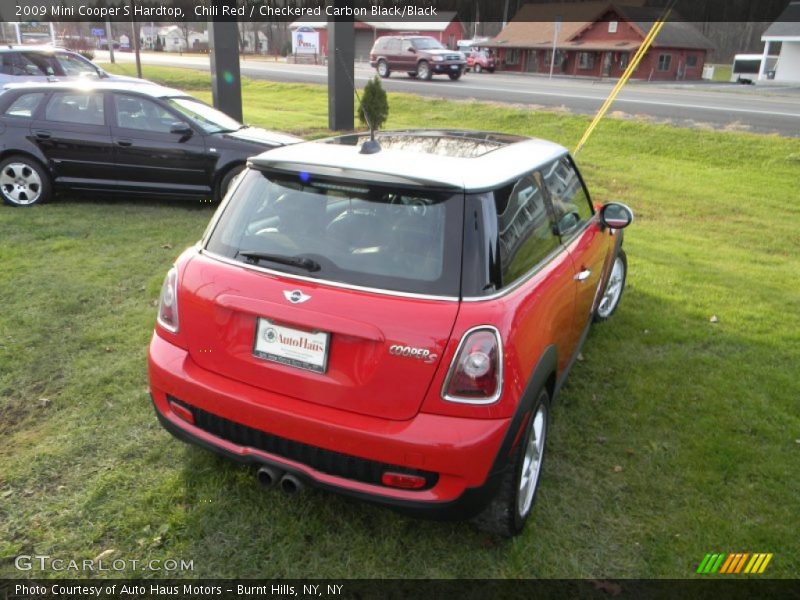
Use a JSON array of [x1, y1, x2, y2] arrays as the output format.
[[237, 250, 320, 272]]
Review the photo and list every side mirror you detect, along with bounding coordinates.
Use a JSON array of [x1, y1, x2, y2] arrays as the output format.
[[408, 47, 416, 53], [599, 202, 634, 229], [170, 122, 192, 136]]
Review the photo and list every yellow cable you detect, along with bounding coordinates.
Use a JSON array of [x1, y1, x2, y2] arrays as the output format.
[[574, 0, 677, 154]]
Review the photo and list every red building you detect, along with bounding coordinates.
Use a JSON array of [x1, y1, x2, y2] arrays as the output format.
[[487, 1, 714, 81], [292, 13, 465, 62]]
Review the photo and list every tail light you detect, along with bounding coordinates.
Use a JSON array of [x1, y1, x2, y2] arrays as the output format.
[[157, 267, 179, 333], [442, 327, 503, 404]]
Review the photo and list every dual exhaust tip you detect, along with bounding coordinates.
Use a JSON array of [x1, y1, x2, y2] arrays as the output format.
[[257, 465, 304, 495]]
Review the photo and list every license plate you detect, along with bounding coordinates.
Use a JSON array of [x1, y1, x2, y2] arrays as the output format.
[[253, 318, 329, 374], [451, 65, 459, 70]]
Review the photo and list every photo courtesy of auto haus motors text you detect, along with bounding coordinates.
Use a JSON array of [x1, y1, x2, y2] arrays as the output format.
[[0, 0, 797, 596]]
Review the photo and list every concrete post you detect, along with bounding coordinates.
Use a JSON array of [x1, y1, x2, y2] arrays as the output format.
[[327, 10, 355, 131]]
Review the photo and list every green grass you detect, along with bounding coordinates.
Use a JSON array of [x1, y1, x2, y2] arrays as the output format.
[[1, 65, 799, 579]]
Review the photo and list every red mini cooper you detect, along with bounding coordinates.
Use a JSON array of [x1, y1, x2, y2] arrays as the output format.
[[148, 130, 632, 537]]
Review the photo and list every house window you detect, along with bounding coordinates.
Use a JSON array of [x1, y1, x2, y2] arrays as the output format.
[[657, 53, 672, 71], [686, 54, 698, 67], [577, 52, 595, 70], [608, 21, 618, 33], [506, 49, 521, 66], [619, 52, 629, 69]]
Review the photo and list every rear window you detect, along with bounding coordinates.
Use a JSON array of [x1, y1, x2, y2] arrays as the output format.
[[205, 169, 463, 296]]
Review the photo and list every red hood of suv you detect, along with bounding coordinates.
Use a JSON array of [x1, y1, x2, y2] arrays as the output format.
[[178, 251, 460, 421]]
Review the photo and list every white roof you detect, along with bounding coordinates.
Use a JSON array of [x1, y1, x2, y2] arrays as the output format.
[[250, 131, 567, 191]]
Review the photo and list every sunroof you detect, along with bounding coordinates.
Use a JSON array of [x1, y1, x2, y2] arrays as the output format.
[[326, 130, 525, 159]]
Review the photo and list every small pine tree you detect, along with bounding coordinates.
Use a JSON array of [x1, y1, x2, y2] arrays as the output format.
[[358, 76, 389, 131]]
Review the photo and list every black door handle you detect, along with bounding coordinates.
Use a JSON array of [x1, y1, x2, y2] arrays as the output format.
[[116, 139, 132, 147], [34, 130, 51, 140]]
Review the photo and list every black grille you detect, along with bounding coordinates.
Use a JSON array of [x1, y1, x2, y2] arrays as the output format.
[[446, 55, 462, 61], [168, 396, 438, 490]]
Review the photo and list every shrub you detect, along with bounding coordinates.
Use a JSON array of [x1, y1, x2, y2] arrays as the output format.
[[79, 50, 95, 61], [358, 76, 388, 131]]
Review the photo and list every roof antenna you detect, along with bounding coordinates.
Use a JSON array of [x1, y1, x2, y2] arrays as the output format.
[[335, 51, 381, 154]]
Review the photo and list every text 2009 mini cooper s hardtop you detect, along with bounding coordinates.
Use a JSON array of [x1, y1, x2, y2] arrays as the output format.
[[148, 130, 633, 537]]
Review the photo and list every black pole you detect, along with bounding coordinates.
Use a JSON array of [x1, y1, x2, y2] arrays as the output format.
[[327, 7, 354, 131], [209, 2, 243, 122]]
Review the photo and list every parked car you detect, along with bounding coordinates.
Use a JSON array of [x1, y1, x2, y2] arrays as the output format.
[[148, 129, 633, 537], [0, 81, 301, 206], [466, 50, 497, 73], [0, 46, 140, 85], [370, 36, 466, 81]]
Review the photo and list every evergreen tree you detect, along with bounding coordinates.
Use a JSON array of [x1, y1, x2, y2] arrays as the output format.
[[358, 76, 389, 131]]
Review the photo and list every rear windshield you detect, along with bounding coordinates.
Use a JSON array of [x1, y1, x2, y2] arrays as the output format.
[[204, 169, 463, 296]]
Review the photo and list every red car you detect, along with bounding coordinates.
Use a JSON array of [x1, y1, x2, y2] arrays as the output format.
[[466, 50, 496, 73], [148, 130, 632, 537]]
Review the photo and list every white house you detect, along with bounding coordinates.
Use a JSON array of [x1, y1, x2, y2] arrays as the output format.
[[140, 25, 207, 52], [760, 0, 800, 82]]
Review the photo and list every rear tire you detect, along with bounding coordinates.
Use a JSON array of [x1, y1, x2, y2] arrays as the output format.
[[216, 164, 245, 203], [377, 60, 390, 78], [473, 388, 550, 538], [474, 64, 483, 73], [594, 249, 627, 322], [417, 60, 432, 80], [448, 70, 463, 81], [0, 155, 51, 207]]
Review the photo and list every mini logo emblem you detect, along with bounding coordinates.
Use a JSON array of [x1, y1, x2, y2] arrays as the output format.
[[284, 290, 310, 304], [263, 327, 278, 343]]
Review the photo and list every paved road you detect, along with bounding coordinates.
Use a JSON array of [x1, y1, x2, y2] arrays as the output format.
[[100, 51, 800, 136]]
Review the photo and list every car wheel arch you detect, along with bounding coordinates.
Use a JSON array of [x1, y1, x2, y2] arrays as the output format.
[[214, 161, 246, 200], [0, 149, 51, 175], [490, 344, 558, 476]]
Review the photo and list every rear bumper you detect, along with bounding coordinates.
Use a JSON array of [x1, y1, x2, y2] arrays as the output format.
[[148, 332, 511, 518]]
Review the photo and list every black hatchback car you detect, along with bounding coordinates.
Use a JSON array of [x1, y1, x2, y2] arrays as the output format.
[[0, 81, 300, 207]]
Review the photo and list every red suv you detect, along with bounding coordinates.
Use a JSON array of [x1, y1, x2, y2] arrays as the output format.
[[466, 50, 497, 73], [370, 36, 466, 80], [148, 130, 632, 537]]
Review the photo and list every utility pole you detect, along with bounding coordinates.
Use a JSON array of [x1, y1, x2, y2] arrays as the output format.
[[549, 17, 560, 79], [105, 19, 115, 63], [130, 4, 142, 79]]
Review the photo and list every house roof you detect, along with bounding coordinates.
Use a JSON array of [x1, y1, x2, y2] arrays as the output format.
[[292, 12, 460, 33], [487, 1, 713, 51], [762, 1, 800, 39]]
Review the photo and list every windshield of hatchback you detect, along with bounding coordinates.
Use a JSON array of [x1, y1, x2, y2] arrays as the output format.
[[204, 169, 463, 296], [412, 38, 444, 50], [166, 97, 242, 133]]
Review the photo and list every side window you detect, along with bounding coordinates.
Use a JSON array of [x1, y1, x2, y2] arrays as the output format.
[[45, 92, 105, 126], [387, 39, 401, 54], [401, 40, 413, 53], [4, 92, 45, 118], [56, 53, 99, 76], [541, 156, 593, 238], [0, 53, 19, 75], [114, 95, 177, 133], [494, 173, 559, 285]]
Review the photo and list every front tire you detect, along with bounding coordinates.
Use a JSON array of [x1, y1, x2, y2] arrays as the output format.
[[377, 60, 390, 78], [473, 389, 550, 537], [448, 69, 463, 81], [0, 155, 51, 207], [417, 60, 432, 80], [474, 64, 483, 73], [594, 249, 627, 322]]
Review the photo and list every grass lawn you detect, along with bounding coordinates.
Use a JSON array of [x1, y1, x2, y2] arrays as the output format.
[[1, 65, 799, 579]]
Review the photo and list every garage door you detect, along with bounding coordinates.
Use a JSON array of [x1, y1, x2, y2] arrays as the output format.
[[355, 31, 375, 62]]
